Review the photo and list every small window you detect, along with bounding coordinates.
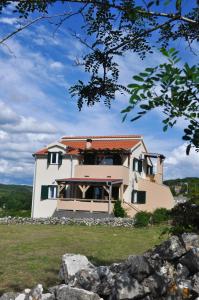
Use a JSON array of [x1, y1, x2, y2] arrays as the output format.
[[48, 152, 62, 165], [48, 186, 58, 199], [131, 190, 146, 204], [133, 158, 142, 172], [147, 165, 153, 175]]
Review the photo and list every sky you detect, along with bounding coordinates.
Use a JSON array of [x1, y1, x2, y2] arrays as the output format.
[[0, 2, 198, 185]]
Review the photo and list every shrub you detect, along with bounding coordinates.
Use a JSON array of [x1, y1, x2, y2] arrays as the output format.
[[169, 200, 199, 234], [152, 208, 170, 224], [134, 211, 152, 227], [113, 200, 127, 217]]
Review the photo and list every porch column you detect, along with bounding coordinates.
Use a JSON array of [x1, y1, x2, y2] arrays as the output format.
[[78, 185, 90, 198], [108, 184, 112, 215], [119, 184, 124, 202], [58, 183, 65, 198]]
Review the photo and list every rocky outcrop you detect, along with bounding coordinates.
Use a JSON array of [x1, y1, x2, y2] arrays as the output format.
[[1, 233, 199, 299]]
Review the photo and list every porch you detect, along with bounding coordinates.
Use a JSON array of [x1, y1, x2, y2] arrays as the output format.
[[56, 178, 124, 214]]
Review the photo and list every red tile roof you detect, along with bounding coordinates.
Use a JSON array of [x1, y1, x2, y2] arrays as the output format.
[[61, 135, 142, 139], [34, 135, 142, 155]]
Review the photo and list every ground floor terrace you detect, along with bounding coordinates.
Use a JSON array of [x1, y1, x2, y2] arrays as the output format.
[[56, 178, 127, 214]]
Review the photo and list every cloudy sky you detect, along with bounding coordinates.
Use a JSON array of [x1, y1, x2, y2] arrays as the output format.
[[0, 2, 198, 185]]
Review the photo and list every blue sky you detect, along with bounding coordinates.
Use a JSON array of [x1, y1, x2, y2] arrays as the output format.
[[0, 2, 198, 184]]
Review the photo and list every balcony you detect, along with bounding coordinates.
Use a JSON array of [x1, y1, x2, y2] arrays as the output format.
[[75, 165, 129, 185]]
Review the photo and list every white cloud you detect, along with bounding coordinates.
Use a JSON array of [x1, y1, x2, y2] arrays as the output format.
[[50, 61, 64, 69], [0, 17, 17, 25]]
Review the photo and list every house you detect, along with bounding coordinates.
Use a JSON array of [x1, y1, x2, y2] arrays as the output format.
[[31, 135, 174, 218]]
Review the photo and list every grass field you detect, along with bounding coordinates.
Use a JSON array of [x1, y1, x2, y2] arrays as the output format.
[[0, 224, 166, 295]]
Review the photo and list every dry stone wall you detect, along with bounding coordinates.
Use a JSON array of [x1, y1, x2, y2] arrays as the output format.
[[0, 233, 199, 299]]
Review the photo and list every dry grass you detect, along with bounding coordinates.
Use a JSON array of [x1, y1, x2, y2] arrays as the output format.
[[0, 224, 166, 294]]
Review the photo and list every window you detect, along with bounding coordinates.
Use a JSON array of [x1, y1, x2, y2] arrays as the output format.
[[131, 190, 146, 204], [47, 152, 62, 165], [48, 186, 58, 199], [41, 185, 58, 200], [133, 158, 142, 172], [147, 165, 153, 175]]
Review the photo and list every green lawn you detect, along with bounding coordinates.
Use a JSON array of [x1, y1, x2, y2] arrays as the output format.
[[0, 224, 166, 295]]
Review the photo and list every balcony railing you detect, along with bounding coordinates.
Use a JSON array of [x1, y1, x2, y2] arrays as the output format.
[[75, 165, 129, 185]]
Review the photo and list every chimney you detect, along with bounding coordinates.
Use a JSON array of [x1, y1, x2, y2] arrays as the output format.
[[85, 138, 92, 149]]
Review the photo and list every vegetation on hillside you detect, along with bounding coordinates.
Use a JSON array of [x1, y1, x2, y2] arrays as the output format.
[[164, 177, 199, 200], [0, 184, 32, 217]]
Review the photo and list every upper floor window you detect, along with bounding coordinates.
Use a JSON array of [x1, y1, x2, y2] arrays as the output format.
[[83, 153, 122, 165], [133, 158, 142, 172], [47, 152, 62, 165], [147, 165, 153, 175]]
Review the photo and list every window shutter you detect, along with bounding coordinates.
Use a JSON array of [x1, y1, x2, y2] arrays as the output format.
[[41, 185, 49, 200], [133, 158, 136, 171], [58, 152, 63, 165], [47, 152, 51, 165], [138, 160, 142, 173], [137, 191, 146, 204]]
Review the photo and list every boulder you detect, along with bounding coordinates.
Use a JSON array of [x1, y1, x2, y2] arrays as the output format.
[[180, 248, 199, 273], [181, 233, 199, 251], [192, 272, 199, 295], [0, 293, 19, 300], [59, 254, 94, 283], [152, 235, 186, 261], [55, 284, 102, 300], [73, 269, 100, 293], [125, 255, 153, 281], [111, 273, 150, 300], [142, 273, 167, 298]]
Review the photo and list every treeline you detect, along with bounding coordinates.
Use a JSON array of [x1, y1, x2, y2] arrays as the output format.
[[164, 177, 199, 199], [0, 184, 32, 217]]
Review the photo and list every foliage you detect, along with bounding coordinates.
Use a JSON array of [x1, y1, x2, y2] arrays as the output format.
[[122, 48, 199, 154], [0, 184, 32, 211], [0, 209, 31, 218], [113, 200, 127, 218], [0, 1, 199, 151], [134, 211, 152, 227], [164, 177, 199, 198], [152, 208, 170, 224], [169, 200, 199, 234]]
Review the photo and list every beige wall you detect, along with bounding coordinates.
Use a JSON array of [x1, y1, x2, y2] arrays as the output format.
[[75, 165, 129, 185], [124, 178, 174, 217], [57, 199, 114, 213]]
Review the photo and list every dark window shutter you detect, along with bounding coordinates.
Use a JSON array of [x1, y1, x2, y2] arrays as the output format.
[[138, 160, 142, 172], [133, 158, 136, 171], [58, 152, 63, 165], [137, 191, 146, 204], [131, 190, 136, 203], [47, 152, 51, 165], [41, 185, 48, 200]]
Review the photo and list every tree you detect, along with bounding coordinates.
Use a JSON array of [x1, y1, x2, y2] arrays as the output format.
[[0, 0, 198, 152]]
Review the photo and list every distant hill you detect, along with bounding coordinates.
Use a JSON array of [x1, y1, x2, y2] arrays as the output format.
[[0, 184, 32, 215], [164, 177, 199, 198]]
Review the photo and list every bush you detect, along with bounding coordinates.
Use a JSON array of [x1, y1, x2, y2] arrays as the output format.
[[169, 200, 199, 234], [113, 200, 127, 217], [0, 209, 31, 218], [134, 211, 152, 227], [152, 208, 170, 224]]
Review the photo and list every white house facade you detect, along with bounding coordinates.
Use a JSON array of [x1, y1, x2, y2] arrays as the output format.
[[31, 135, 174, 218]]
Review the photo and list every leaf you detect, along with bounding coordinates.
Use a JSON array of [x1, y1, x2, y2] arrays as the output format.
[[182, 136, 191, 141], [163, 125, 168, 132], [128, 83, 140, 88], [186, 144, 191, 155], [133, 75, 144, 82], [176, 0, 181, 11], [140, 104, 150, 110], [131, 115, 142, 122]]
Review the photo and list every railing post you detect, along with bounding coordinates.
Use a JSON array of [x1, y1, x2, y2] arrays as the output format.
[[108, 184, 112, 215]]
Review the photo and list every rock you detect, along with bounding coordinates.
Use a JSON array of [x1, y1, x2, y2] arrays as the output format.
[[152, 235, 186, 261], [181, 233, 199, 251], [176, 263, 190, 278], [112, 273, 150, 300], [15, 295, 25, 300], [0, 293, 19, 300], [55, 284, 102, 300], [73, 269, 100, 293], [96, 266, 115, 296], [126, 255, 153, 281], [180, 248, 199, 273], [41, 294, 54, 300], [142, 273, 167, 298], [59, 254, 94, 283], [192, 272, 199, 295]]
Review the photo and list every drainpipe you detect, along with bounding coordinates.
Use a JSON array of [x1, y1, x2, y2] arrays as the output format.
[[107, 182, 112, 215], [70, 155, 73, 178]]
